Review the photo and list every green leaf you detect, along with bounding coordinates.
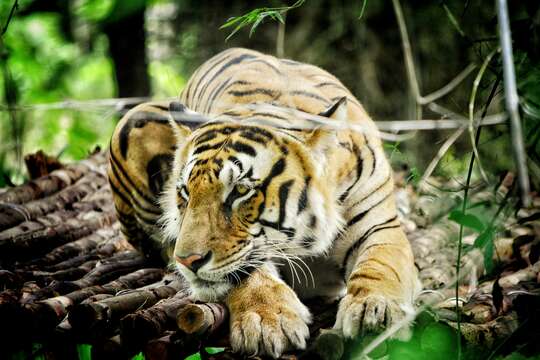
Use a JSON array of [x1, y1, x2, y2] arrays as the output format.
[[77, 344, 92, 360], [448, 210, 485, 232], [205, 347, 225, 354], [358, 0, 368, 20], [473, 228, 494, 248], [184, 353, 202, 360]]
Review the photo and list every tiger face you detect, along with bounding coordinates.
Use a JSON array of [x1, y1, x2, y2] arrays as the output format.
[[161, 120, 343, 301]]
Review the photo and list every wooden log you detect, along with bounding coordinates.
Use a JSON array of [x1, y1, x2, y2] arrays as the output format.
[[19, 251, 148, 304], [24, 268, 164, 332], [18, 224, 120, 270], [18, 259, 99, 285], [0, 189, 117, 263], [0, 171, 107, 231], [69, 279, 184, 340], [43, 251, 101, 272], [0, 150, 106, 204], [120, 289, 191, 355], [176, 302, 228, 335]]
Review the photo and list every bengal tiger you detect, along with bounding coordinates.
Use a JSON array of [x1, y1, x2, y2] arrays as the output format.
[[108, 48, 420, 358]]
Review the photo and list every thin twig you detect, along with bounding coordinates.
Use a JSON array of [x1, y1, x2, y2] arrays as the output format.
[[391, 0, 422, 119], [468, 48, 499, 184], [419, 126, 466, 187], [497, 0, 531, 207], [1, 0, 18, 36], [392, 0, 476, 119], [420, 63, 476, 104]]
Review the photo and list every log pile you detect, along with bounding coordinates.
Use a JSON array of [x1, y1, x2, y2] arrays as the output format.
[[0, 151, 539, 359]]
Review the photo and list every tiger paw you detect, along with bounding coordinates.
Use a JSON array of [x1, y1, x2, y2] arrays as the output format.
[[334, 293, 412, 340], [229, 296, 311, 358]]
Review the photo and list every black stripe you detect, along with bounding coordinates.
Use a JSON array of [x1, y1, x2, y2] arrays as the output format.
[[192, 140, 227, 155], [297, 176, 310, 214], [228, 88, 279, 98], [206, 79, 251, 114], [257, 158, 286, 216], [351, 175, 392, 209], [109, 164, 161, 219], [248, 58, 283, 75], [227, 141, 256, 157], [289, 90, 330, 105], [109, 152, 161, 215], [366, 142, 377, 177], [339, 144, 363, 202], [189, 51, 235, 105], [278, 180, 294, 226], [259, 219, 296, 238], [342, 221, 400, 272], [315, 82, 345, 90], [346, 192, 392, 227], [196, 54, 257, 108], [245, 126, 274, 140], [239, 130, 267, 144], [109, 175, 161, 225], [228, 156, 243, 173], [301, 236, 316, 247]]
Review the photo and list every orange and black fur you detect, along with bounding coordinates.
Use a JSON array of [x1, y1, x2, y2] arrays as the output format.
[[108, 48, 420, 358]]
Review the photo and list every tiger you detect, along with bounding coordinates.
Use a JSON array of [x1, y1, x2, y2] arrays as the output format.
[[108, 48, 420, 358]]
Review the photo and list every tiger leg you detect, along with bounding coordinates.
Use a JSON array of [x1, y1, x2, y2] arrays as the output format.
[[334, 227, 420, 339], [227, 265, 311, 358]]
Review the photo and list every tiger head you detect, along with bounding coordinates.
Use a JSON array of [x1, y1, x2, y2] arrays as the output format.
[[160, 101, 348, 301]]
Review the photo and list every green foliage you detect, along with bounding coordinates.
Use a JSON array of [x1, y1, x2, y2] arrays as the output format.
[[448, 210, 485, 233], [77, 344, 92, 360], [220, 0, 305, 41], [185, 347, 225, 360]]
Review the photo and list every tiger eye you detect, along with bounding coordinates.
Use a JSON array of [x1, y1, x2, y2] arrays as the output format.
[[236, 184, 249, 195]]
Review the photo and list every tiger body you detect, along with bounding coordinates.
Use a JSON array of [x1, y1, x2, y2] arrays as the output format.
[[108, 48, 419, 357]]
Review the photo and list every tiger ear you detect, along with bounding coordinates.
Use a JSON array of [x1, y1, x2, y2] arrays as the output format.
[[306, 97, 348, 159], [167, 101, 195, 141], [318, 96, 347, 120]]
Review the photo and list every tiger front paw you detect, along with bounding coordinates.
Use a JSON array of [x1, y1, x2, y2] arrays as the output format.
[[229, 298, 311, 358], [227, 269, 312, 359], [334, 293, 413, 340]]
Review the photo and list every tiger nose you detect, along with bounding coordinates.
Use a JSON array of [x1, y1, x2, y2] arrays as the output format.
[[176, 251, 212, 273]]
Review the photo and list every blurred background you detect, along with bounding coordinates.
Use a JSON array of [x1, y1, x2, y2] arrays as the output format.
[[0, 0, 539, 188]]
